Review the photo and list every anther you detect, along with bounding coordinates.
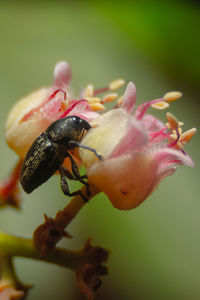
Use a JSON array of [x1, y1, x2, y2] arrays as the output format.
[[166, 112, 179, 130], [117, 96, 124, 106], [151, 101, 169, 110], [86, 97, 101, 103], [83, 84, 94, 98], [163, 91, 182, 103], [102, 93, 118, 103], [89, 102, 105, 111], [109, 79, 125, 90], [180, 128, 197, 143]]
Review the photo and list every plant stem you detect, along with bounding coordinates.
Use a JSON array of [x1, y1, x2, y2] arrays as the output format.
[[54, 184, 100, 229], [0, 231, 89, 271], [33, 184, 100, 253]]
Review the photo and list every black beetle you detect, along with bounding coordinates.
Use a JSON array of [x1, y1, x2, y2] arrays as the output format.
[[20, 116, 102, 201]]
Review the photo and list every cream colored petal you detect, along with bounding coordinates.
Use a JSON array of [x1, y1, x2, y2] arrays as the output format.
[[5, 88, 50, 157], [80, 108, 130, 168], [5, 88, 48, 133], [87, 153, 158, 210]]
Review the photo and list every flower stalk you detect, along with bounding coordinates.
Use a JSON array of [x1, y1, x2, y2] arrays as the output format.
[[0, 231, 107, 271], [0, 231, 109, 300], [33, 184, 100, 254]]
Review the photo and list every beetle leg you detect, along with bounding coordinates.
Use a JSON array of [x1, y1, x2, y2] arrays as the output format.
[[64, 153, 91, 197], [59, 168, 88, 202], [60, 165, 86, 180], [66, 152, 83, 178], [68, 141, 104, 161]]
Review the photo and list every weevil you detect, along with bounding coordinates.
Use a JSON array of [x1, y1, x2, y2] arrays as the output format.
[[20, 116, 102, 201]]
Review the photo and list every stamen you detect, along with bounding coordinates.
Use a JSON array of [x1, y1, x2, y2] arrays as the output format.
[[93, 78, 125, 96], [86, 97, 101, 103], [169, 134, 183, 150], [89, 102, 105, 111], [83, 84, 94, 98], [109, 79, 125, 90], [60, 99, 68, 111], [117, 96, 124, 106], [135, 98, 163, 120], [172, 127, 182, 135], [150, 127, 169, 142], [48, 88, 66, 101], [151, 101, 169, 110], [94, 87, 109, 95], [166, 121, 184, 129], [180, 128, 197, 143], [163, 91, 182, 103], [166, 112, 179, 130], [102, 93, 118, 103], [59, 100, 89, 118], [168, 128, 180, 148]]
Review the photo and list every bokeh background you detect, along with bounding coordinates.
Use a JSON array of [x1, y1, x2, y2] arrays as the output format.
[[0, 1, 199, 299]]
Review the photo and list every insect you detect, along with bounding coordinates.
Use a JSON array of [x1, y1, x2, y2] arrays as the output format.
[[20, 116, 102, 201]]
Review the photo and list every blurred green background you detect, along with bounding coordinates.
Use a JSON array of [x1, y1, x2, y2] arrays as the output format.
[[0, 1, 199, 299]]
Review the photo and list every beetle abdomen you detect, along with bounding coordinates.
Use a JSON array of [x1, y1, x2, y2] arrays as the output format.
[[20, 133, 65, 193]]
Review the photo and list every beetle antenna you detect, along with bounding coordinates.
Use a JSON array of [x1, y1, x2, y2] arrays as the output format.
[[78, 145, 104, 161], [68, 141, 104, 161]]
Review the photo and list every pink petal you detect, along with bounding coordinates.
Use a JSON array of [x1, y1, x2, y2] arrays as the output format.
[[122, 81, 136, 114], [153, 148, 195, 169], [54, 61, 71, 87], [111, 118, 148, 158], [76, 111, 100, 121], [142, 114, 165, 132], [151, 166, 177, 194], [40, 97, 63, 120]]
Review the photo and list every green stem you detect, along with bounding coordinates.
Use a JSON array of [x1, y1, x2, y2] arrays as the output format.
[[0, 231, 89, 271]]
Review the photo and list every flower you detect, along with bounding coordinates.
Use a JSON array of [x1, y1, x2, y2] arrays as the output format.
[[79, 82, 196, 210], [5, 61, 125, 160], [5, 61, 101, 158], [2, 62, 125, 207]]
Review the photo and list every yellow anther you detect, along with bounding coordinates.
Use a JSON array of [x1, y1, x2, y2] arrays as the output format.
[[166, 112, 179, 130], [166, 121, 184, 129], [163, 91, 182, 103], [117, 96, 124, 106], [86, 97, 101, 103], [102, 93, 118, 103], [109, 79, 125, 90], [151, 101, 169, 110], [89, 102, 105, 111], [180, 128, 197, 143], [83, 84, 94, 98]]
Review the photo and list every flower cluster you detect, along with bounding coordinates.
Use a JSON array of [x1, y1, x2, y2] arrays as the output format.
[[79, 82, 196, 209], [5, 61, 196, 211]]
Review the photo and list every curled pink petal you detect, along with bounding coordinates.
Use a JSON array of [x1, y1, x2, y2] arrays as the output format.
[[153, 148, 195, 168], [122, 81, 136, 114], [53, 61, 71, 87]]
